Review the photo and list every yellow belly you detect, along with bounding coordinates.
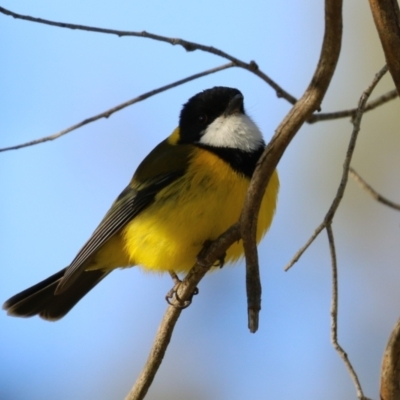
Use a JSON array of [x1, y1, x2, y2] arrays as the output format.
[[119, 149, 279, 273]]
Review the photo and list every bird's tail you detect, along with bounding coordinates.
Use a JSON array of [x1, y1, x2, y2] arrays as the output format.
[[3, 268, 109, 321]]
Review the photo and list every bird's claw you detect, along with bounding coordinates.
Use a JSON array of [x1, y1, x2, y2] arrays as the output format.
[[166, 271, 199, 309]]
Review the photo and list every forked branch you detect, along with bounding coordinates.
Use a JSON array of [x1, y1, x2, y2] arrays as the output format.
[[285, 66, 389, 272], [285, 66, 389, 399]]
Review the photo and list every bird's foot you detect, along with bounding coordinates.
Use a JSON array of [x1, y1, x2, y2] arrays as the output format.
[[165, 271, 199, 309]]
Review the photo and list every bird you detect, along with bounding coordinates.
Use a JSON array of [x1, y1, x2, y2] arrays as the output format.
[[3, 86, 279, 321]]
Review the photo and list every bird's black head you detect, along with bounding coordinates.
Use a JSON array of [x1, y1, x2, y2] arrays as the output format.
[[178, 87, 244, 144]]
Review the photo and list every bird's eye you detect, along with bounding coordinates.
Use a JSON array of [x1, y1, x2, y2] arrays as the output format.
[[198, 114, 208, 124]]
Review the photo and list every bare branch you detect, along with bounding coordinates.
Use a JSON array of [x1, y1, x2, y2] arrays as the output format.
[[308, 88, 398, 123], [349, 167, 400, 211], [286, 65, 389, 272], [0, 63, 234, 152], [0, 6, 297, 105], [381, 318, 400, 400], [285, 65, 388, 400], [243, 227, 262, 333], [125, 224, 240, 400], [240, 0, 343, 331], [368, 0, 400, 95], [285, 64, 389, 395], [284, 224, 325, 271], [326, 226, 370, 400]]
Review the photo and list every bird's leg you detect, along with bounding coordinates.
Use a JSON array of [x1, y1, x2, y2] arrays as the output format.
[[165, 271, 199, 309]]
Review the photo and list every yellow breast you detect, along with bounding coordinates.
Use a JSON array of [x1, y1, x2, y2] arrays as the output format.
[[121, 148, 279, 273]]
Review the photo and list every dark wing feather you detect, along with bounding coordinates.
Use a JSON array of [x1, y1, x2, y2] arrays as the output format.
[[56, 171, 184, 293]]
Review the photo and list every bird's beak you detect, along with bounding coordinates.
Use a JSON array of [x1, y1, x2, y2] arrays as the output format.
[[224, 93, 244, 117]]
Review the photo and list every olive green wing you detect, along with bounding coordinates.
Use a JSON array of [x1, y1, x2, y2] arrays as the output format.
[[56, 139, 192, 293]]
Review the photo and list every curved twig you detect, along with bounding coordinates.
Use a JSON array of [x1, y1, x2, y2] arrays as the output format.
[[240, 0, 343, 332]]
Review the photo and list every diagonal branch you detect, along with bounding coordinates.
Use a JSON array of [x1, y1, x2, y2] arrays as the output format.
[[240, 0, 343, 333], [0, 63, 234, 152], [349, 167, 400, 211], [0, 6, 297, 105]]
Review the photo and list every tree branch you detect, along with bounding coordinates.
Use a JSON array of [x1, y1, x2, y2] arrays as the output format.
[[240, 0, 343, 332], [308, 88, 398, 123], [368, 0, 400, 95], [349, 167, 400, 211], [327, 226, 371, 400], [0, 6, 297, 105], [285, 65, 388, 272], [0, 63, 234, 152], [285, 65, 388, 400]]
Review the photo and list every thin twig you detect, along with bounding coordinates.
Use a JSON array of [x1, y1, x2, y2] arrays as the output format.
[[349, 167, 400, 211], [285, 65, 389, 272], [0, 6, 297, 105], [0, 63, 234, 152], [125, 224, 241, 400], [283, 225, 325, 271], [380, 318, 400, 400], [285, 65, 388, 400], [308, 88, 398, 123], [240, 0, 343, 332], [326, 226, 370, 400]]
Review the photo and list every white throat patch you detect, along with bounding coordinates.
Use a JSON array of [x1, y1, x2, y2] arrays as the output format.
[[199, 114, 264, 152]]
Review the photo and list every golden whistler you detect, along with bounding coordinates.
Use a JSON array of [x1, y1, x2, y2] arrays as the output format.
[[4, 87, 279, 320]]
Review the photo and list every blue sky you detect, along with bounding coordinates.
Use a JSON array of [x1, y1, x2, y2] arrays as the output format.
[[2, 1, 400, 399]]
